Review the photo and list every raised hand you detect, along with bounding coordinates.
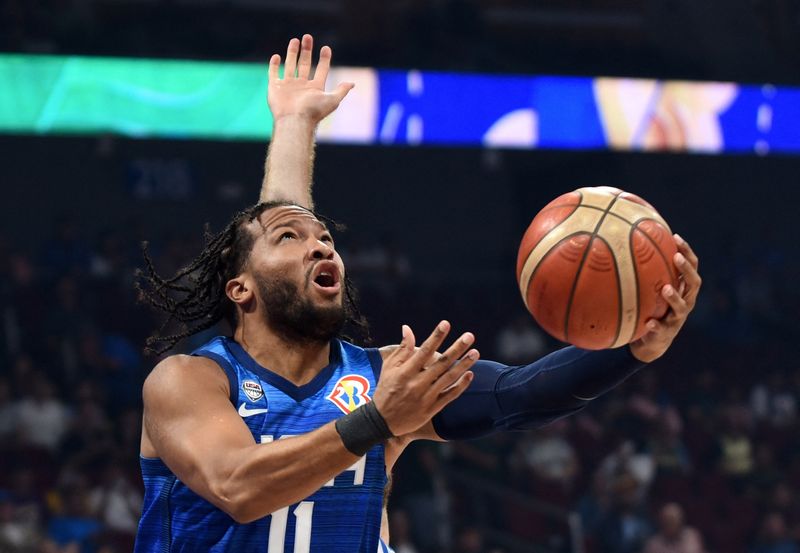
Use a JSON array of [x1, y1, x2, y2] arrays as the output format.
[[630, 234, 702, 363], [268, 34, 354, 124], [373, 321, 479, 436]]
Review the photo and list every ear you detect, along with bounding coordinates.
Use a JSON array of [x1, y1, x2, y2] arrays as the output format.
[[225, 275, 254, 308]]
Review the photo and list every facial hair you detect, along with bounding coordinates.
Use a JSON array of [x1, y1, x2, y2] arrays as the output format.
[[256, 272, 346, 345]]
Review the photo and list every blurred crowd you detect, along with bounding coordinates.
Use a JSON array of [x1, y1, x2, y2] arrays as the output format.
[[397, 347, 800, 553], [0, 202, 797, 553]]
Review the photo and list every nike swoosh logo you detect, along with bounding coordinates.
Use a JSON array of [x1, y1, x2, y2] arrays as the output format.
[[238, 403, 269, 417]]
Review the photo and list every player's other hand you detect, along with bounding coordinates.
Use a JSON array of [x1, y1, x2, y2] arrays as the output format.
[[373, 322, 478, 436], [630, 234, 701, 363], [268, 34, 354, 124]]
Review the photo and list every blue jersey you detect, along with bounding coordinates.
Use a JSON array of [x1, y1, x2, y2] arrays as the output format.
[[135, 336, 391, 553]]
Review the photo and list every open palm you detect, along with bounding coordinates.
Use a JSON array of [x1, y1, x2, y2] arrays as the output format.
[[267, 35, 354, 124]]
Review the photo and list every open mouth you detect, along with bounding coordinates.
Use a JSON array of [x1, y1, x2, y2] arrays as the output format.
[[311, 262, 341, 292], [314, 272, 337, 288]]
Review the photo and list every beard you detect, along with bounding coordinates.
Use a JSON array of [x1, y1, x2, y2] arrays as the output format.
[[256, 272, 346, 345]]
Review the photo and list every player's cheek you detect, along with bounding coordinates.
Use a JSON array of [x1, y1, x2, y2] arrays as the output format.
[[336, 254, 346, 279]]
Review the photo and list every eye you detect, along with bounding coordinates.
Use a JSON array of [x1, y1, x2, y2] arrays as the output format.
[[279, 232, 296, 242], [321, 234, 334, 244]]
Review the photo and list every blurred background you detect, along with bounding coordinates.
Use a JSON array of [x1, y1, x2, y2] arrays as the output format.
[[1, 1, 800, 553]]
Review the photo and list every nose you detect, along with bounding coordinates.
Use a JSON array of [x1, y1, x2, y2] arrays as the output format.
[[310, 239, 334, 260]]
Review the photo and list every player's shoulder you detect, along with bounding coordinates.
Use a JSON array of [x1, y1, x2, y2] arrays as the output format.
[[377, 344, 400, 361], [143, 354, 229, 406]]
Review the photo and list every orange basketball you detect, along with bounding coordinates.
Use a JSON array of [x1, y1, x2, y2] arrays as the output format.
[[516, 186, 679, 350]]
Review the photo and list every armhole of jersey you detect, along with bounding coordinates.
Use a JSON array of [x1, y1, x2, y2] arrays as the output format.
[[365, 348, 383, 381], [192, 351, 238, 406]]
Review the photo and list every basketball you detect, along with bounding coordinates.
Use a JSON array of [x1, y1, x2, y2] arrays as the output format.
[[516, 186, 679, 350]]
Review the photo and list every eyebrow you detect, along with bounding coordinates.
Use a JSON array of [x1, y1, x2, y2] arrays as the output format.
[[267, 217, 329, 234]]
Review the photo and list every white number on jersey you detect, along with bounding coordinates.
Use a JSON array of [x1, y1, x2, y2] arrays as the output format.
[[260, 434, 367, 552]]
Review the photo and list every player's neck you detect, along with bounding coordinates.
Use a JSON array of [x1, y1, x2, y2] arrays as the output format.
[[234, 323, 331, 387]]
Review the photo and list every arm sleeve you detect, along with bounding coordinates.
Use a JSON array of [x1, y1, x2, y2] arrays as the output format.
[[431, 345, 645, 440]]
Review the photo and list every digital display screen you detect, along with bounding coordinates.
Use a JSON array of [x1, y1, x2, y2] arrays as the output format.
[[1, 54, 796, 155]]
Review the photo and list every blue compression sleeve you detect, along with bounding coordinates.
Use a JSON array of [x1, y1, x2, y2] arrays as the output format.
[[431, 346, 644, 440]]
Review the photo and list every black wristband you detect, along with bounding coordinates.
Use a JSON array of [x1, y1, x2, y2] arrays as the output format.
[[335, 401, 394, 457]]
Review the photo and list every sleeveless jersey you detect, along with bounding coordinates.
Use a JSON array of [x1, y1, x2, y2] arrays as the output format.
[[135, 336, 390, 553]]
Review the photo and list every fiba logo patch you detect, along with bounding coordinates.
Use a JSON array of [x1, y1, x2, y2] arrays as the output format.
[[327, 374, 371, 414], [242, 380, 264, 402]]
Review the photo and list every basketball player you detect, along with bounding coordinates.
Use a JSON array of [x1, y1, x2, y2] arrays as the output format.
[[134, 35, 702, 552]]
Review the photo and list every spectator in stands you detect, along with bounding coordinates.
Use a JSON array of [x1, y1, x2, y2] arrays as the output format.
[[5, 468, 45, 549], [577, 471, 612, 539], [89, 231, 127, 282], [596, 472, 652, 553], [515, 420, 580, 496], [750, 512, 799, 553], [45, 480, 103, 553], [644, 502, 705, 553], [751, 373, 796, 428], [0, 489, 40, 552], [388, 510, 418, 553], [15, 372, 71, 451], [767, 483, 800, 540], [75, 326, 140, 412], [451, 433, 515, 485], [750, 445, 784, 503], [717, 403, 755, 488], [597, 440, 655, 500], [391, 442, 447, 552], [494, 315, 547, 366], [624, 371, 682, 454], [58, 389, 113, 463], [649, 416, 692, 476], [450, 433, 516, 530], [88, 459, 142, 537]]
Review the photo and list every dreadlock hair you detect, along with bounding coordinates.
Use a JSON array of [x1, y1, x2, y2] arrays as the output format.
[[134, 200, 370, 356]]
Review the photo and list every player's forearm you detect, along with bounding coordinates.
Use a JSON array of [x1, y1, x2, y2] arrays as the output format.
[[259, 115, 317, 209], [432, 346, 644, 440], [218, 422, 359, 523]]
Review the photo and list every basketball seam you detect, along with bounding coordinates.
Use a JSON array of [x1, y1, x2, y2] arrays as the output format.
[[571, 203, 643, 226], [628, 228, 642, 346], [519, 203, 582, 279], [632, 219, 674, 280], [594, 234, 623, 349], [629, 218, 675, 343], [537, 203, 582, 213], [521, 191, 584, 269], [629, 216, 672, 237], [563, 194, 621, 343], [526, 231, 591, 341]]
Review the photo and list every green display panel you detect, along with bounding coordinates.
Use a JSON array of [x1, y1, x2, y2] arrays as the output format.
[[0, 54, 272, 139]]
